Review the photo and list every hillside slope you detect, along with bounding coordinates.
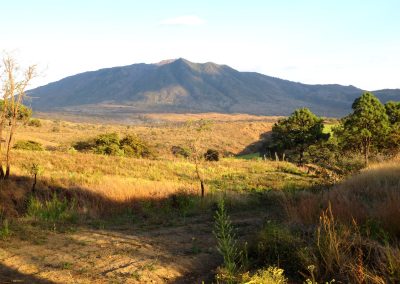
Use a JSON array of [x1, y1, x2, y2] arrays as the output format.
[[28, 58, 400, 117]]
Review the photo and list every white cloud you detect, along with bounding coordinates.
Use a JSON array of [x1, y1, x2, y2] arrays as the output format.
[[160, 15, 205, 26]]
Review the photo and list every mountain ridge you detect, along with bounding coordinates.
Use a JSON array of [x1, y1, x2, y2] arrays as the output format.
[[28, 58, 400, 117]]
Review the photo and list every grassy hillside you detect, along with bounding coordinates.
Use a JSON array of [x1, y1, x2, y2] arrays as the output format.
[[0, 116, 398, 283]]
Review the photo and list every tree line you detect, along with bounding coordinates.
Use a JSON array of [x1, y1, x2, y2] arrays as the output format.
[[267, 92, 400, 168]]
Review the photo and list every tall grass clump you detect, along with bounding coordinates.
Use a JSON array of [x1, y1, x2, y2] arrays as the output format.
[[27, 193, 78, 225]]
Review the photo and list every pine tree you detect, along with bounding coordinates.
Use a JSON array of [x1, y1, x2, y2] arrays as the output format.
[[338, 92, 389, 166]]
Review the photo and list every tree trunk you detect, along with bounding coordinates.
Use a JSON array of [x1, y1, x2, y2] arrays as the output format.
[[4, 122, 15, 179], [299, 149, 304, 165], [200, 180, 205, 198], [5, 166, 10, 179], [32, 173, 37, 194], [363, 139, 370, 167], [194, 155, 205, 198]]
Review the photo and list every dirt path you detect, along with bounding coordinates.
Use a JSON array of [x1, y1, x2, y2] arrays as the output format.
[[0, 214, 264, 283]]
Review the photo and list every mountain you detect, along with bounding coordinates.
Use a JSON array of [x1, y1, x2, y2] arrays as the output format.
[[28, 58, 400, 117]]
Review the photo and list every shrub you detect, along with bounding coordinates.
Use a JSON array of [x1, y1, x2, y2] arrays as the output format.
[[120, 134, 153, 158], [251, 222, 304, 277], [73, 132, 154, 158], [95, 132, 120, 147], [28, 118, 42, 127], [171, 145, 191, 158], [204, 148, 219, 161], [13, 140, 43, 151], [94, 143, 124, 156], [72, 140, 94, 152]]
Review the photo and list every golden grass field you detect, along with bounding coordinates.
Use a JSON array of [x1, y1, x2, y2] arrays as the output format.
[[0, 113, 399, 283]]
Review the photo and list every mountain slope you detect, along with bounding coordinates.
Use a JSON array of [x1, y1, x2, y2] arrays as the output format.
[[28, 58, 400, 117]]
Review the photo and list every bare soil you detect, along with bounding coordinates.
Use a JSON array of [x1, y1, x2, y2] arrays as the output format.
[[0, 213, 264, 283]]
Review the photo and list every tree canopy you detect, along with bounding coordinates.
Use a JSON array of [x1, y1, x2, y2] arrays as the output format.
[[335, 92, 389, 165], [269, 108, 329, 164]]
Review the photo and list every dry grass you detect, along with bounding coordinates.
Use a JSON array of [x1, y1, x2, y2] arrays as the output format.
[[0, 116, 318, 217], [276, 157, 400, 282], [15, 116, 274, 157]]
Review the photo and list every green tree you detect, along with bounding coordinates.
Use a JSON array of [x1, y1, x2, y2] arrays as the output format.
[[385, 101, 400, 124], [269, 108, 328, 165], [383, 101, 400, 155], [336, 92, 389, 166]]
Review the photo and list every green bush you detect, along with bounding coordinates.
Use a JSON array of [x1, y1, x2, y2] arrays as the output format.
[[13, 140, 43, 151], [73, 132, 154, 158], [251, 222, 304, 277], [95, 132, 120, 147], [204, 148, 220, 161], [27, 194, 77, 224], [28, 118, 42, 127], [120, 134, 153, 158]]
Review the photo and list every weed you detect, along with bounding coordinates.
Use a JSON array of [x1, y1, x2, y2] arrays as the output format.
[[213, 199, 239, 283], [0, 219, 10, 239], [27, 194, 78, 226], [241, 266, 288, 283]]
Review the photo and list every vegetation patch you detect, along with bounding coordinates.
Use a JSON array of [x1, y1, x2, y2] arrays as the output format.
[[13, 140, 44, 151], [73, 132, 154, 158]]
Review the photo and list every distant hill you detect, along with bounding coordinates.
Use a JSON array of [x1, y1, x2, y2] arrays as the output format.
[[28, 58, 400, 117]]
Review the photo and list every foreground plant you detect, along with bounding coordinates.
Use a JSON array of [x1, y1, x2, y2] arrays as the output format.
[[214, 199, 240, 283]]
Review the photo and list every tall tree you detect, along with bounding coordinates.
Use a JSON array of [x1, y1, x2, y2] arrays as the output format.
[[385, 101, 400, 124], [337, 92, 389, 166], [384, 101, 400, 155], [0, 55, 36, 178], [270, 108, 328, 165]]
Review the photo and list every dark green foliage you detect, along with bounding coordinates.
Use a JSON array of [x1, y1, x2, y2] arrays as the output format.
[[382, 101, 400, 155], [204, 148, 219, 161], [72, 140, 94, 152], [93, 133, 123, 156], [336, 92, 390, 165], [74, 133, 153, 158], [251, 222, 305, 277], [13, 140, 43, 151], [268, 108, 329, 164], [171, 145, 191, 158], [385, 101, 400, 124], [28, 118, 42, 127]]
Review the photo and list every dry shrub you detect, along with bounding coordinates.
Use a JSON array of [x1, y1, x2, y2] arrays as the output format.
[[314, 204, 396, 283], [327, 160, 400, 237], [282, 191, 322, 226]]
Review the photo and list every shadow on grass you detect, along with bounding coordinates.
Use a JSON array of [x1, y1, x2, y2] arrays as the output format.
[[237, 130, 271, 157], [0, 263, 55, 284], [0, 174, 225, 283]]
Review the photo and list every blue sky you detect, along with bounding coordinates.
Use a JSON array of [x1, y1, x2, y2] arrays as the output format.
[[2, 0, 399, 90]]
